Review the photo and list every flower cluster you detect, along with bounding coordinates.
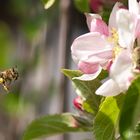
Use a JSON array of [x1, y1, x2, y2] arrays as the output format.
[[71, 0, 140, 97]]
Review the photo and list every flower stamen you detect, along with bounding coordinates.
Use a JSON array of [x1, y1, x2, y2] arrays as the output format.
[[108, 28, 122, 59]]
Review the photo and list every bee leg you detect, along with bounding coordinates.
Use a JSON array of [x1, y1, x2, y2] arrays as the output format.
[[0, 78, 9, 92], [3, 85, 9, 92], [2, 82, 9, 92]]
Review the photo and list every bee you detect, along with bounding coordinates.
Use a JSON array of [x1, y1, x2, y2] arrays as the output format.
[[0, 67, 19, 91]]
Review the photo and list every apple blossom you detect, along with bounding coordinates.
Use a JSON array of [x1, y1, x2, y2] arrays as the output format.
[[71, 2, 123, 80], [72, 0, 140, 96], [96, 0, 140, 96]]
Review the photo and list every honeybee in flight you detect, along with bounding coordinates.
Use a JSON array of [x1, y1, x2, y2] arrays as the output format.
[[0, 67, 19, 91]]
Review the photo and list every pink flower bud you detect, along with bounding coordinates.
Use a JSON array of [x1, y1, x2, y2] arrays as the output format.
[[73, 96, 83, 110], [90, 0, 103, 13]]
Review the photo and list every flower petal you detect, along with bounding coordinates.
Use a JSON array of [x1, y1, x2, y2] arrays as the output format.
[[109, 2, 123, 29], [116, 9, 135, 48], [110, 50, 133, 91], [85, 13, 109, 35], [96, 50, 133, 97], [73, 66, 102, 81], [85, 49, 113, 66], [110, 50, 132, 77], [96, 79, 121, 96], [78, 61, 99, 74], [135, 15, 140, 38], [85, 13, 102, 31], [90, 18, 109, 36], [129, 0, 140, 15], [71, 32, 113, 64]]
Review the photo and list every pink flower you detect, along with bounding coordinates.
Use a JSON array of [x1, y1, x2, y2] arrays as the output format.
[[72, 0, 140, 96], [96, 0, 140, 96], [71, 2, 123, 80]]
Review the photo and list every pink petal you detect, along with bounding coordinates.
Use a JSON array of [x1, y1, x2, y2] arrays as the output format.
[[78, 61, 99, 74], [73, 66, 102, 81], [85, 13, 101, 31], [105, 60, 113, 71], [90, 18, 109, 36], [71, 32, 113, 65], [109, 2, 123, 29], [86, 49, 113, 66], [85, 13, 109, 36]]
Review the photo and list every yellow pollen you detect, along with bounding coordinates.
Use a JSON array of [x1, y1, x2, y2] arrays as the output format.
[[113, 46, 122, 58], [108, 28, 122, 59], [110, 28, 119, 43]]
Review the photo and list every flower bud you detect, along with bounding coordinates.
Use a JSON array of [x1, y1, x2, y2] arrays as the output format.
[[73, 96, 83, 110]]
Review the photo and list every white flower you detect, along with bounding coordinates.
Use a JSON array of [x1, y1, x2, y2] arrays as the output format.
[[96, 0, 140, 96]]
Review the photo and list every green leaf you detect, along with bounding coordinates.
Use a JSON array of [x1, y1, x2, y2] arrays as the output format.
[[93, 95, 125, 140], [119, 77, 140, 140], [83, 99, 95, 114], [42, 0, 56, 9], [101, 9, 110, 23], [62, 69, 83, 79], [62, 69, 108, 115], [74, 0, 90, 13], [62, 69, 107, 98], [23, 113, 89, 140]]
